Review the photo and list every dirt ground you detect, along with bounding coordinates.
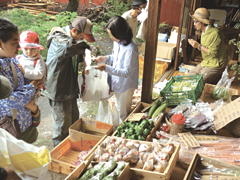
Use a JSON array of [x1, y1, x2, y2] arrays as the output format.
[[33, 33, 114, 151]]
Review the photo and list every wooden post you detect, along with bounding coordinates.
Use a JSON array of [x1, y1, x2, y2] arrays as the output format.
[[141, 0, 161, 103]]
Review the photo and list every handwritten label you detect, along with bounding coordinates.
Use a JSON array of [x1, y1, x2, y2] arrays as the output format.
[[194, 135, 218, 141], [96, 122, 112, 130], [128, 113, 145, 121], [178, 132, 200, 148], [201, 175, 240, 180], [214, 97, 240, 131]]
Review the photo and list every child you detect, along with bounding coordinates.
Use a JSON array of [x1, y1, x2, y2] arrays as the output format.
[[0, 18, 43, 143], [17, 30, 46, 102]]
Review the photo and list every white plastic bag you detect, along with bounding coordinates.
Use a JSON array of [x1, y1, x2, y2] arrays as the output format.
[[105, 103, 119, 131], [96, 101, 106, 122], [0, 128, 50, 179], [81, 69, 110, 101]]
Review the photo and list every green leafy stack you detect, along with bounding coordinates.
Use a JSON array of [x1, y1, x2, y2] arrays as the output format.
[[231, 64, 240, 80]]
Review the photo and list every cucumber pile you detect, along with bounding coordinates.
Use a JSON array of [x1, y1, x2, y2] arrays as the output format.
[[148, 99, 167, 119]]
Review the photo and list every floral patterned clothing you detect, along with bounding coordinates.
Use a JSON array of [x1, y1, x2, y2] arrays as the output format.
[[0, 57, 35, 132]]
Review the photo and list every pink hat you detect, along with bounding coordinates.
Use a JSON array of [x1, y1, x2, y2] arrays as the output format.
[[19, 30, 45, 50]]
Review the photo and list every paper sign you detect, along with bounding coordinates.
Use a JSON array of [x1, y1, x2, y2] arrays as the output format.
[[214, 97, 240, 131], [201, 175, 240, 180], [178, 132, 200, 148], [194, 135, 218, 141], [128, 113, 145, 121]]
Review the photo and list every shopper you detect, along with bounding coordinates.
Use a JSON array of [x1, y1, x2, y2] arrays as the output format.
[[188, 7, 228, 84], [43, 17, 95, 147], [17, 30, 46, 102], [122, 0, 147, 39], [0, 18, 43, 143], [95, 15, 139, 124]]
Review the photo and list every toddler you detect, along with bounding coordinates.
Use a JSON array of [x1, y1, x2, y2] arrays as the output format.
[[17, 30, 46, 102]]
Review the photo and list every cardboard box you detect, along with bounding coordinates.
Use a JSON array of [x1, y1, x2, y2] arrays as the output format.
[[65, 161, 132, 180], [200, 83, 239, 104], [141, 41, 176, 60], [69, 118, 113, 151], [112, 102, 164, 141], [184, 153, 240, 180], [48, 135, 107, 175], [88, 136, 180, 180]]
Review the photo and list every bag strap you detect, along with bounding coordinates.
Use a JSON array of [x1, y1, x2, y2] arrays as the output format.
[[10, 61, 18, 120]]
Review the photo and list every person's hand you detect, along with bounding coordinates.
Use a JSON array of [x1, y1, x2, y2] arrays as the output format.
[[188, 39, 200, 49], [30, 79, 43, 90], [95, 64, 106, 71], [96, 56, 108, 64], [24, 100, 38, 115], [17, 64, 25, 75]]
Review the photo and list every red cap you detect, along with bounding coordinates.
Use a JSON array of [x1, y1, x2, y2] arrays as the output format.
[[19, 30, 45, 50], [172, 113, 186, 125]]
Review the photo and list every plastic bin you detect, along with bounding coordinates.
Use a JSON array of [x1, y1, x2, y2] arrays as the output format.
[[160, 74, 204, 106], [139, 54, 169, 82]]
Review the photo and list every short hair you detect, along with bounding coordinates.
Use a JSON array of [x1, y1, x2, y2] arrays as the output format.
[[105, 16, 133, 46], [69, 24, 81, 35], [0, 18, 18, 43], [132, 5, 140, 9]]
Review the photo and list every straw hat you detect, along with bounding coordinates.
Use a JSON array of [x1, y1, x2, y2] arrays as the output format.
[[189, 8, 212, 25]]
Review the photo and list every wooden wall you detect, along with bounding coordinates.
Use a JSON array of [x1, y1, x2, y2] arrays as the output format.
[[159, 0, 182, 26]]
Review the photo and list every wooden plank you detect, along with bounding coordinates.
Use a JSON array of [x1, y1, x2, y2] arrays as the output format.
[[141, 0, 161, 103], [14, 4, 59, 14], [182, 39, 188, 64]]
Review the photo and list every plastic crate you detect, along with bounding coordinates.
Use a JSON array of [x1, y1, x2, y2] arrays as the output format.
[[160, 74, 204, 106], [139, 54, 169, 82]]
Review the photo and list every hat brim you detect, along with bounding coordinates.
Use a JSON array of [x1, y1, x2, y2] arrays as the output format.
[[131, 0, 147, 6], [83, 33, 95, 42], [189, 11, 212, 25], [0, 76, 12, 99]]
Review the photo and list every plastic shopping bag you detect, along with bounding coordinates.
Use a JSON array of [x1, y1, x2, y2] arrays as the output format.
[[211, 67, 235, 101], [81, 69, 110, 101], [0, 128, 50, 179]]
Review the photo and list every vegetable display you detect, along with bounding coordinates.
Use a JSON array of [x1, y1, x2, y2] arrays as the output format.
[[148, 99, 161, 119], [171, 81, 196, 91], [115, 119, 154, 140], [93, 137, 175, 173]]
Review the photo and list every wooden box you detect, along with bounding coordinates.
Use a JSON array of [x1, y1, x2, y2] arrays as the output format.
[[184, 153, 240, 180], [65, 161, 132, 180], [89, 136, 180, 180], [112, 102, 164, 141], [48, 135, 107, 175], [200, 83, 238, 104]]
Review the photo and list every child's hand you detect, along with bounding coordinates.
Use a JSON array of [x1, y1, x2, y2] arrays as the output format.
[[17, 64, 25, 75]]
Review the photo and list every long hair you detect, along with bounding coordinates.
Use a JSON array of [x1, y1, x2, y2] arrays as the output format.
[[105, 16, 133, 46], [0, 18, 18, 43]]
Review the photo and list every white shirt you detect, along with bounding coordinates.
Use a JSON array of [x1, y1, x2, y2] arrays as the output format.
[[122, 10, 138, 39], [17, 53, 46, 80]]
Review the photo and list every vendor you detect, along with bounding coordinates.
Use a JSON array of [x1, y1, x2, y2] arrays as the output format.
[[188, 7, 228, 84]]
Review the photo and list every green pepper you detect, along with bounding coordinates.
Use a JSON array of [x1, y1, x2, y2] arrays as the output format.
[[121, 122, 127, 128], [135, 126, 144, 135], [138, 135, 145, 141], [127, 128, 134, 135], [139, 119, 148, 128], [149, 120, 154, 128], [116, 133, 121, 137], [143, 129, 151, 136], [117, 126, 122, 133], [128, 134, 137, 140]]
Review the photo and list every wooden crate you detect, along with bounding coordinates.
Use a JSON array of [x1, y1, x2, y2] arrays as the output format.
[[112, 102, 164, 141], [88, 136, 180, 180], [184, 153, 240, 180], [200, 83, 239, 104], [48, 135, 107, 175], [65, 161, 132, 180]]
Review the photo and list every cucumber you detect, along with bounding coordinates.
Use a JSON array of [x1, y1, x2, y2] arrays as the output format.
[[152, 103, 167, 119], [148, 99, 161, 118]]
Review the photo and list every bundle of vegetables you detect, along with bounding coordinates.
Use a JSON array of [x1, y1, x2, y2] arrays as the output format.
[[148, 99, 167, 119], [115, 119, 154, 140], [93, 137, 175, 173], [171, 81, 196, 91], [79, 160, 124, 180], [231, 63, 240, 80], [158, 131, 240, 167]]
